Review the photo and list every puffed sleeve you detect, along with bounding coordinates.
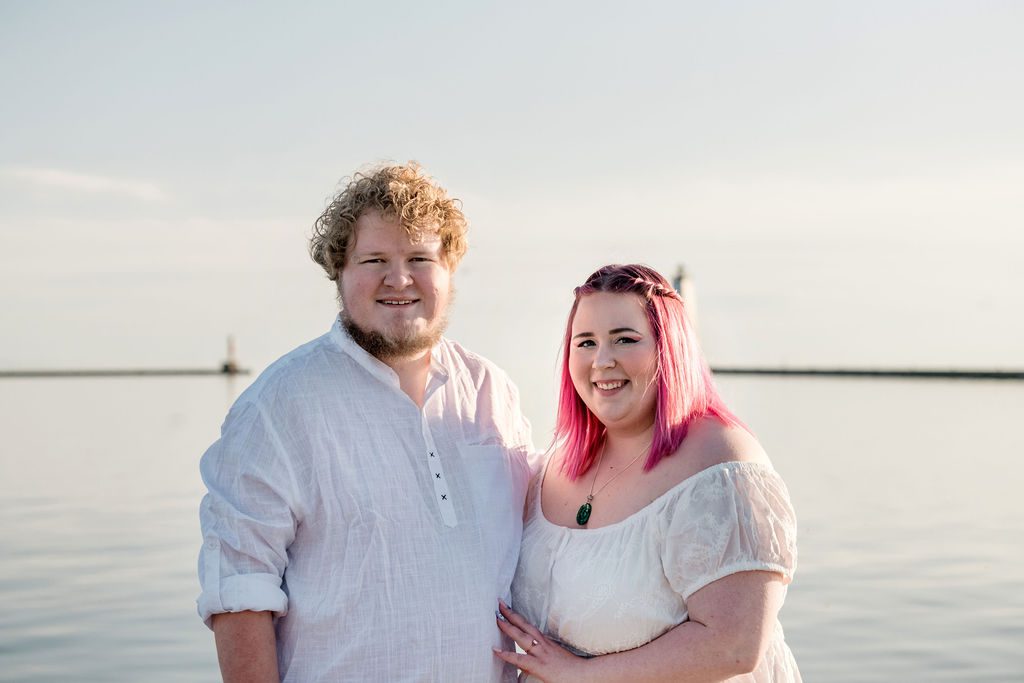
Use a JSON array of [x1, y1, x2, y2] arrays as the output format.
[[662, 463, 797, 600], [197, 399, 299, 629]]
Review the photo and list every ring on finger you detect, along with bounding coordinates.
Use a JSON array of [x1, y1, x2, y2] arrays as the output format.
[[526, 638, 539, 653]]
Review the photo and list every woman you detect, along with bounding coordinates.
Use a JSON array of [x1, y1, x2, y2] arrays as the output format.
[[496, 264, 800, 682]]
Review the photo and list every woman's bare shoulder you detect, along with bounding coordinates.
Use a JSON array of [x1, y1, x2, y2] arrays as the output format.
[[679, 416, 770, 470]]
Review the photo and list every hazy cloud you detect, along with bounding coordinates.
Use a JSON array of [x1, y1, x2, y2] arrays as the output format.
[[1, 167, 168, 202]]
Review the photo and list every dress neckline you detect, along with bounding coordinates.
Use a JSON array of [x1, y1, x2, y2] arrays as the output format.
[[535, 457, 776, 535]]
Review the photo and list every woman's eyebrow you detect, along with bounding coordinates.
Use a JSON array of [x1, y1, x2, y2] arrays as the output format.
[[572, 327, 642, 340]]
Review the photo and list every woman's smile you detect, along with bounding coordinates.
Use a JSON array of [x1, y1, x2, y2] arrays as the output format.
[[593, 379, 628, 393], [569, 292, 659, 435]]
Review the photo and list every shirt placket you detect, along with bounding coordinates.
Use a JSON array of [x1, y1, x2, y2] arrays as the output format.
[[420, 409, 457, 528]]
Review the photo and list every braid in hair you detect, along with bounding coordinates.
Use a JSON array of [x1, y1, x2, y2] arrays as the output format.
[[640, 278, 681, 302], [574, 265, 682, 303]]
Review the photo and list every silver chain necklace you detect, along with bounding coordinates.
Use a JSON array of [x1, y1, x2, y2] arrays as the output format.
[[575, 445, 648, 526]]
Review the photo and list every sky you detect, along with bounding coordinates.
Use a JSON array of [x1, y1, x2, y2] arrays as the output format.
[[1, 1, 1022, 425]]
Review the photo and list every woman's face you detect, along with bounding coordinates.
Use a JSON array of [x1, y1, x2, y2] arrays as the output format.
[[569, 292, 659, 436]]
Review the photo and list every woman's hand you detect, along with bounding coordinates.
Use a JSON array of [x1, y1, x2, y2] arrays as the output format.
[[493, 600, 591, 683]]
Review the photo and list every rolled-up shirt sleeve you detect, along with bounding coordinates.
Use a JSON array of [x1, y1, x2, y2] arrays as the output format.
[[197, 399, 298, 629]]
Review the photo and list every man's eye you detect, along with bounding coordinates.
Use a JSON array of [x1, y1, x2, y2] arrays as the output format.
[[362, 258, 384, 264]]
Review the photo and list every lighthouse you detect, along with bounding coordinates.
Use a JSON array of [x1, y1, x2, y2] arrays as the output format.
[[672, 264, 699, 332]]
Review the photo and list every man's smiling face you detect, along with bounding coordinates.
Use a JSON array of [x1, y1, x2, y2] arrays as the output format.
[[339, 210, 452, 361]]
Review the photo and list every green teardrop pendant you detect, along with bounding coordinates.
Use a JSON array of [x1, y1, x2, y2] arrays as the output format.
[[576, 502, 592, 526]]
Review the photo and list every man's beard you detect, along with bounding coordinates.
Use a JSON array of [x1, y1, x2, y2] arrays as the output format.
[[340, 296, 452, 362]]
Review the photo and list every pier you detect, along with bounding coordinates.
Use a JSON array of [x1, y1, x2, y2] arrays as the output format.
[[710, 366, 1024, 381], [669, 264, 1023, 382], [0, 336, 250, 379], [0, 368, 250, 378]]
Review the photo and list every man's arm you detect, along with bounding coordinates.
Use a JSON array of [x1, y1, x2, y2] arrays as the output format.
[[198, 400, 296, 676], [212, 611, 279, 683]]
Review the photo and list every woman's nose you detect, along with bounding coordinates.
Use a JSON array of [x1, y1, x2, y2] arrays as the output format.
[[593, 346, 616, 369]]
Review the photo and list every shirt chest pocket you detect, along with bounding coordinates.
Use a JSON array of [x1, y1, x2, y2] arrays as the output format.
[[457, 443, 530, 546]]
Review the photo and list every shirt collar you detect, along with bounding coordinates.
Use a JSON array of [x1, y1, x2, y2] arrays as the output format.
[[328, 316, 449, 394]]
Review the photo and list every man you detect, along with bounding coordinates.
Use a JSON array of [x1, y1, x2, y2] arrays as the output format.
[[197, 163, 533, 682]]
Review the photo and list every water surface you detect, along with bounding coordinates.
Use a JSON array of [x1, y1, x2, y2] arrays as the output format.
[[0, 375, 1021, 681]]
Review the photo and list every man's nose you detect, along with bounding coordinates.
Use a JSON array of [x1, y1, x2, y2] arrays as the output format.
[[383, 262, 413, 289]]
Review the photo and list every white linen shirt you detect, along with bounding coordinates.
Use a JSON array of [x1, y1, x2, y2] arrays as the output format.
[[198, 319, 533, 682]]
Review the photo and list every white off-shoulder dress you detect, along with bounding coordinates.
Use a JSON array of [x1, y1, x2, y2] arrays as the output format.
[[511, 460, 801, 682]]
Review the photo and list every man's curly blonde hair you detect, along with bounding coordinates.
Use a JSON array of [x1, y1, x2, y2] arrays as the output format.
[[310, 162, 468, 281]]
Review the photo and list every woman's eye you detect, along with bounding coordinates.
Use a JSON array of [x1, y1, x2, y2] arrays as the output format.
[[616, 337, 639, 345], [576, 339, 596, 348]]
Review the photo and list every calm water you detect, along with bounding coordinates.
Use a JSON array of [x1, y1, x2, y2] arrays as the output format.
[[1, 375, 1021, 681]]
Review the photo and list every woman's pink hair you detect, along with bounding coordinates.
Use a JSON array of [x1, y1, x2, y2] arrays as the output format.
[[556, 264, 741, 480]]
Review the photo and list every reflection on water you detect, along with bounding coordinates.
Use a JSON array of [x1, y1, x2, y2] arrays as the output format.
[[0, 378, 227, 682], [721, 376, 1024, 682], [1, 376, 1022, 681]]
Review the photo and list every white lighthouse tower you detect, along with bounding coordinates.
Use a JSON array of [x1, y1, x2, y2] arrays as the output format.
[[672, 264, 699, 333]]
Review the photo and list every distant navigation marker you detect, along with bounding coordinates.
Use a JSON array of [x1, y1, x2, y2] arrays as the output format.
[[222, 335, 241, 375]]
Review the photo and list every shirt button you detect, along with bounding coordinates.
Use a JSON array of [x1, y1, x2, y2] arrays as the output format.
[[206, 540, 218, 550]]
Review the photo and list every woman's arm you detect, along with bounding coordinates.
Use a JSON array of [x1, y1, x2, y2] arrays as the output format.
[[496, 570, 785, 683]]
